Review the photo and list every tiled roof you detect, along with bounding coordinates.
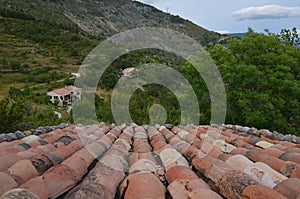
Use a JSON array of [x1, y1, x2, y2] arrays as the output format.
[[47, 86, 81, 97], [0, 124, 300, 199], [122, 67, 135, 74]]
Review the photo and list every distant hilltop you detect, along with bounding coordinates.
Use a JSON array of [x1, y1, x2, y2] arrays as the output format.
[[0, 0, 222, 45]]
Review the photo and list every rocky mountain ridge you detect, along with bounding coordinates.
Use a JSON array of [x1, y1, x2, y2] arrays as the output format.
[[0, 0, 222, 45]]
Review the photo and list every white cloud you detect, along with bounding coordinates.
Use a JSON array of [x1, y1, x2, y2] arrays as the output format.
[[216, 30, 230, 34], [232, 5, 300, 21], [136, 0, 159, 4]]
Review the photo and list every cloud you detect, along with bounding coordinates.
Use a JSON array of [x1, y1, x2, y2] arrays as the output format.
[[216, 30, 230, 34], [136, 0, 158, 4], [232, 5, 300, 21]]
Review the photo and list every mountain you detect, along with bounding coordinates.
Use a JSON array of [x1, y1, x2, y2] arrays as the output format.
[[227, 33, 246, 38], [0, 0, 221, 45], [0, 0, 223, 98], [0, 0, 228, 132]]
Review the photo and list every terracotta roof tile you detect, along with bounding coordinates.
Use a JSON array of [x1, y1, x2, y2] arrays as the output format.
[[1, 188, 40, 199], [1, 124, 300, 199], [0, 172, 18, 195], [263, 147, 286, 158], [273, 178, 300, 199], [167, 179, 214, 199], [20, 176, 50, 199], [261, 136, 281, 144], [230, 147, 250, 156], [0, 145, 26, 158], [7, 159, 39, 185], [242, 185, 287, 199], [188, 189, 223, 199], [279, 152, 300, 164], [166, 166, 199, 183], [0, 154, 23, 172], [61, 156, 88, 181], [244, 162, 287, 188], [206, 159, 232, 183], [65, 135, 128, 198], [123, 172, 165, 199], [43, 164, 77, 198], [225, 154, 254, 170], [18, 150, 35, 160], [291, 167, 300, 178], [31, 154, 54, 175], [216, 170, 258, 199]]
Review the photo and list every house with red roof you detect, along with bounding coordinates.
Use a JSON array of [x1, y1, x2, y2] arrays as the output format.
[[47, 86, 82, 107], [122, 67, 135, 77]]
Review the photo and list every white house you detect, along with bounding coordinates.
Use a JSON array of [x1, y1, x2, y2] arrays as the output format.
[[47, 86, 82, 107], [122, 67, 135, 77]]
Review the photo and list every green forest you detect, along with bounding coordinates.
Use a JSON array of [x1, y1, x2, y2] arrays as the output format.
[[2, 27, 299, 136], [86, 28, 300, 136], [209, 28, 300, 135]]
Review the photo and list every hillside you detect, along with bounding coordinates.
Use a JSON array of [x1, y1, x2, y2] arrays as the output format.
[[0, 0, 221, 98], [0, 0, 221, 44], [0, 0, 299, 136]]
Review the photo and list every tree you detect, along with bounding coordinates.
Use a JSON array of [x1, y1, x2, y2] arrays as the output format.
[[0, 87, 66, 133], [209, 28, 300, 135], [279, 27, 300, 46], [0, 88, 28, 133]]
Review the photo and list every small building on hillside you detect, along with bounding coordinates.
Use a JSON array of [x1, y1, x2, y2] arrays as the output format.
[[47, 86, 82, 107], [122, 67, 135, 77]]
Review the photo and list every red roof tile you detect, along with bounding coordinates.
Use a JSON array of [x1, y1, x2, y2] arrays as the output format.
[[0, 172, 18, 195], [273, 178, 300, 199], [20, 176, 50, 199], [7, 159, 39, 185], [216, 170, 257, 199], [0, 124, 300, 199], [1, 188, 40, 199], [242, 185, 287, 199], [123, 172, 165, 199], [188, 189, 223, 199], [47, 86, 81, 97]]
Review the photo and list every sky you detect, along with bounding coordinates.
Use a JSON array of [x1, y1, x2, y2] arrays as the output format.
[[135, 0, 300, 34]]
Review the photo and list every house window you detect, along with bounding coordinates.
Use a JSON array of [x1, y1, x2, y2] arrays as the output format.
[[65, 95, 70, 100]]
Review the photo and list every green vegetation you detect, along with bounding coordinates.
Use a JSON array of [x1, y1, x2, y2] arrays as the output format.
[[0, 87, 72, 133], [1, 27, 300, 135], [92, 28, 300, 136], [209, 28, 300, 135], [0, 8, 99, 99], [0, 0, 299, 136]]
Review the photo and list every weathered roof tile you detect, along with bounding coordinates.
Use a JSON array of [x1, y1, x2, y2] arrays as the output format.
[[123, 172, 165, 199], [0, 172, 18, 195], [273, 178, 300, 199], [7, 159, 39, 185], [225, 154, 254, 170], [1, 188, 40, 199], [206, 159, 232, 183], [31, 154, 53, 175], [1, 124, 299, 199], [279, 152, 300, 164], [43, 165, 77, 198], [0, 154, 22, 172], [244, 162, 287, 188], [242, 185, 287, 199], [20, 176, 50, 199], [216, 170, 257, 199], [188, 189, 223, 199]]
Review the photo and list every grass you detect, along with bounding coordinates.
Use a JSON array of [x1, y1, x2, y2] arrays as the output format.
[[0, 13, 99, 98], [0, 82, 26, 100]]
